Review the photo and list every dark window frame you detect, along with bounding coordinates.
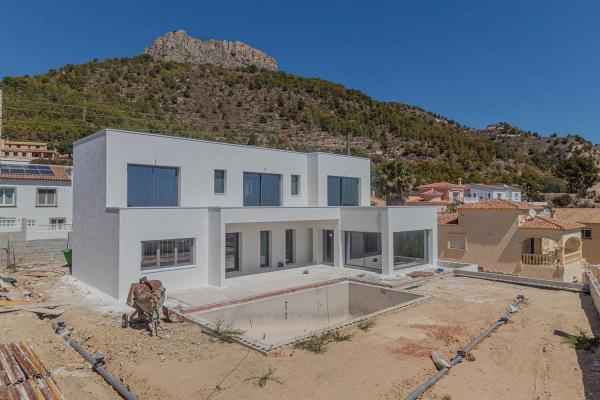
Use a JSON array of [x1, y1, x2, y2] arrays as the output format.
[[214, 169, 226, 194], [127, 164, 180, 207], [243, 172, 282, 206], [260, 230, 270, 267], [291, 175, 300, 196], [582, 229, 592, 240], [327, 176, 359, 206], [141, 238, 194, 271]]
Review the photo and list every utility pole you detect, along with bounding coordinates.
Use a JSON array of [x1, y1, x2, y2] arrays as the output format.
[[347, 130, 351, 155]]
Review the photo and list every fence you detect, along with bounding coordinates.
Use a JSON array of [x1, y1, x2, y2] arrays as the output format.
[[0, 237, 70, 267]]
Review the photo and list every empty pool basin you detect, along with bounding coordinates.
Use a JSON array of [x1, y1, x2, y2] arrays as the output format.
[[186, 281, 429, 353]]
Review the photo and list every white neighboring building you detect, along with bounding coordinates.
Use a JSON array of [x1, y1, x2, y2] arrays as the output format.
[[466, 184, 521, 202], [0, 163, 72, 240], [72, 129, 438, 300]]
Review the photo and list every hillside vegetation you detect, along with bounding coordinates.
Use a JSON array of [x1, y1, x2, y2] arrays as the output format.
[[2, 55, 598, 191]]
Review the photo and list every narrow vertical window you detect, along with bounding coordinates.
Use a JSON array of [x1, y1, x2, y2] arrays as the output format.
[[291, 175, 300, 196], [260, 231, 270, 267], [214, 169, 226, 194], [285, 229, 294, 264]]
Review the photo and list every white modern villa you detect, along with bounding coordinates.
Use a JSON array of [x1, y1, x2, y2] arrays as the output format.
[[72, 129, 438, 300], [466, 183, 521, 201]]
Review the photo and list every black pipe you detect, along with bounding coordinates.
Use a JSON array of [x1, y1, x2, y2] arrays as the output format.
[[52, 321, 138, 400], [404, 295, 524, 400]]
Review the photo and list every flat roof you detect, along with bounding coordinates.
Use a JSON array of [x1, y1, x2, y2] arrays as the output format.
[[74, 128, 371, 161]]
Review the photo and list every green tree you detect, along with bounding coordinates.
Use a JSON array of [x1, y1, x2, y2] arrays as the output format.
[[555, 157, 598, 194], [374, 160, 415, 205]]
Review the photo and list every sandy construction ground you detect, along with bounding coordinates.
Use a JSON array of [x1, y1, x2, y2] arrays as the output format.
[[1, 266, 599, 400]]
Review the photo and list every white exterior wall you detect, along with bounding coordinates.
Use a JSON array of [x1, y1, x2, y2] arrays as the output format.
[[0, 180, 72, 224], [468, 186, 521, 201], [72, 134, 121, 298], [117, 208, 209, 300]]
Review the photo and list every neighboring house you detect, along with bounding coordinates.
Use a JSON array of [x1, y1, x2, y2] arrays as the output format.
[[0, 163, 72, 240], [406, 181, 466, 211], [72, 129, 438, 300], [553, 208, 600, 265], [466, 184, 521, 202], [438, 199, 585, 282]]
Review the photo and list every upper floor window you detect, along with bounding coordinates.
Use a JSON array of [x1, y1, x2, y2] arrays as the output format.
[[327, 176, 359, 206], [291, 175, 300, 196], [214, 169, 226, 194], [127, 165, 179, 207], [37, 188, 57, 207], [0, 188, 16, 206], [243, 172, 281, 206], [582, 229, 592, 240]]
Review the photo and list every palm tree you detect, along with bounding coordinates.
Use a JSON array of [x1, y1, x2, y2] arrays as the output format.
[[374, 160, 415, 205]]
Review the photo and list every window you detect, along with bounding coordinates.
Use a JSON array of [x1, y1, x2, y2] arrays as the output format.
[[0, 188, 15, 206], [0, 218, 17, 228], [393, 230, 428, 269], [327, 176, 359, 206], [291, 175, 300, 196], [49, 217, 66, 226], [285, 229, 294, 264], [582, 229, 592, 240], [345, 231, 382, 270], [260, 231, 270, 267], [449, 234, 466, 250], [127, 165, 179, 207], [225, 233, 240, 272], [243, 173, 281, 206], [214, 169, 226, 194], [141, 238, 194, 270], [37, 188, 57, 206], [27, 219, 36, 227]]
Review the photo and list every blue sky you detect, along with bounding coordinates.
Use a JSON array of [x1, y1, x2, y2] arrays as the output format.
[[2, 0, 599, 141]]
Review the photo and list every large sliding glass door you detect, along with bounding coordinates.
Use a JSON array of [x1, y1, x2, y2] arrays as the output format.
[[243, 172, 281, 206], [344, 231, 382, 270], [393, 230, 428, 269]]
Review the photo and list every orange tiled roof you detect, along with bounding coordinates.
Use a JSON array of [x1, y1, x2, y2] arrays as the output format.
[[406, 196, 450, 205], [459, 199, 540, 210], [553, 208, 600, 224], [519, 216, 584, 230], [0, 165, 71, 182], [438, 213, 459, 225]]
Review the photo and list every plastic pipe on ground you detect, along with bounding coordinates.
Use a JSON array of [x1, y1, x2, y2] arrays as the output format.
[[52, 321, 138, 400], [403, 295, 525, 400]]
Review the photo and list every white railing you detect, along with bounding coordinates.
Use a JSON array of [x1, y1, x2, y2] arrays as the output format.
[[0, 219, 18, 229], [39, 223, 72, 232], [521, 253, 559, 267]]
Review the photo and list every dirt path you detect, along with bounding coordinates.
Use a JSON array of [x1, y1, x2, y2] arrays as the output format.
[[1, 268, 598, 399]]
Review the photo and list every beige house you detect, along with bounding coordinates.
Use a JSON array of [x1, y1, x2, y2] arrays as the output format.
[[406, 181, 466, 211], [438, 199, 585, 282], [553, 208, 600, 265]]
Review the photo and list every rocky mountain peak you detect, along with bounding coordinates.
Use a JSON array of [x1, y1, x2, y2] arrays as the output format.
[[144, 30, 278, 70]]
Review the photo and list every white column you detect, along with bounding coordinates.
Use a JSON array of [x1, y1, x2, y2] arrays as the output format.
[[334, 221, 342, 267], [381, 209, 394, 276]]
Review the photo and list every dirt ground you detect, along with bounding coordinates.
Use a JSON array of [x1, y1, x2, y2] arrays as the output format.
[[1, 265, 599, 400]]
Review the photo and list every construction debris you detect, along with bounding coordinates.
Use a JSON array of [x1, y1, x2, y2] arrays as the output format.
[[0, 341, 64, 399]]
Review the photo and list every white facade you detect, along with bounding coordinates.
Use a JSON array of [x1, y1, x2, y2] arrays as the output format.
[[467, 184, 521, 202], [0, 172, 72, 240], [72, 129, 437, 300]]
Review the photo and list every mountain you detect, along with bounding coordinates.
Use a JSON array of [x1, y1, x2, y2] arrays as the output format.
[[0, 32, 597, 190], [144, 30, 277, 71]]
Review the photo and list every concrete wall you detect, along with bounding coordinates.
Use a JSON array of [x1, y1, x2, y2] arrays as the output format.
[[580, 223, 600, 264], [95, 129, 370, 209], [438, 209, 579, 276], [72, 134, 121, 299], [0, 180, 72, 226]]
